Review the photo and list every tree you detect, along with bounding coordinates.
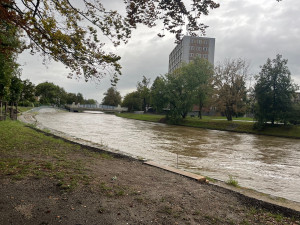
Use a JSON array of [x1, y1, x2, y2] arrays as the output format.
[[20, 79, 36, 106], [165, 72, 194, 121], [8, 75, 23, 119], [163, 57, 214, 122], [164, 67, 197, 121], [0, 21, 22, 119], [186, 57, 214, 119], [150, 76, 167, 113], [214, 59, 248, 121], [83, 99, 97, 105], [0, 0, 219, 82], [137, 76, 151, 112], [254, 54, 297, 125], [76, 93, 84, 105], [102, 87, 122, 106], [35, 82, 61, 105], [122, 91, 142, 112], [9, 75, 23, 104], [65, 93, 77, 104]]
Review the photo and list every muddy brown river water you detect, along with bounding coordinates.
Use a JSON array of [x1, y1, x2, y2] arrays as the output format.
[[35, 108, 300, 203]]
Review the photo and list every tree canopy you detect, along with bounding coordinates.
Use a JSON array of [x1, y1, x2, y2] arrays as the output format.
[[163, 57, 214, 122], [122, 91, 142, 112], [150, 76, 167, 113], [214, 59, 248, 121], [137, 76, 151, 112], [0, 21, 22, 114], [0, 0, 219, 83], [254, 54, 297, 125], [185, 57, 214, 118], [102, 87, 122, 106]]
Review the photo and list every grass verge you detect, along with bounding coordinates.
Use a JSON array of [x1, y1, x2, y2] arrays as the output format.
[[116, 113, 300, 139], [0, 120, 93, 191]]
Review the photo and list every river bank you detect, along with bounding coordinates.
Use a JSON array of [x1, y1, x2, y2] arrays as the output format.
[[116, 113, 300, 139], [1, 119, 300, 224], [19, 108, 300, 203]]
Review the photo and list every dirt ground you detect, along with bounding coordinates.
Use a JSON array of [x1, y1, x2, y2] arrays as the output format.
[[1, 149, 300, 225]]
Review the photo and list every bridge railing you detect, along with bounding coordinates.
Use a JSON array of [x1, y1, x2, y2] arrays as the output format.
[[65, 104, 128, 112]]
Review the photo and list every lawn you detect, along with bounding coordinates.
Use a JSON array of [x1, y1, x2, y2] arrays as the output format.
[[117, 113, 300, 139], [0, 120, 94, 190]]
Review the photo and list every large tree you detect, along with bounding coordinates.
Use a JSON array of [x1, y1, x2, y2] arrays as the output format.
[[0, 21, 22, 118], [9, 75, 23, 105], [20, 79, 36, 106], [254, 54, 297, 125], [122, 91, 142, 112], [102, 87, 122, 106], [185, 57, 214, 119], [165, 70, 195, 121], [214, 59, 248, 121], [150, 76, 167, 113], [163, 57, 214, 122], [0, 0, 219, 83], [35, 81, 61, 105], [137, 76, 151, 112]]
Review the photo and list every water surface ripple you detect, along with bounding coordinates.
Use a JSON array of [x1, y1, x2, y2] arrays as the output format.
[[36, 109, 300, 203]]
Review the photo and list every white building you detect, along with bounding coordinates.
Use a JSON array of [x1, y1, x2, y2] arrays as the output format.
[[168, 36, 215, 73]]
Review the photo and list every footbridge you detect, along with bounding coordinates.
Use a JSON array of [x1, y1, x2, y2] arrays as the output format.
[[65, 104, 128, 113]]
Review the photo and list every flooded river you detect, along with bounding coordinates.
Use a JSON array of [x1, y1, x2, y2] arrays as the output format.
[[35, 108, 300, 203]]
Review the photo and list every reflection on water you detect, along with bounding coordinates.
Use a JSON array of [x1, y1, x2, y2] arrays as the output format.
[[36, 109, 300, 203]]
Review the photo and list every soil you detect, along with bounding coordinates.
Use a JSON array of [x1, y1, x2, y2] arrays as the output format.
[[1, 150, 300, 225]]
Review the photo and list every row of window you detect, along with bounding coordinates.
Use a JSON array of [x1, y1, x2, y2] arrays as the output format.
[[191, 39, 209, 45], [190, 53, 208, 59], [190, 46, 208, 51]]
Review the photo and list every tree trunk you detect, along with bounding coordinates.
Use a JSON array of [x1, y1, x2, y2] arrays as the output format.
[[16, 103, 18, 120], [0, 100, 2, 121], [225, 108, 232, 121], [143, 98, 146, 112], [198, 103, 203, 119], [10, 102, 14, 119], [5, 102, 7, 119]]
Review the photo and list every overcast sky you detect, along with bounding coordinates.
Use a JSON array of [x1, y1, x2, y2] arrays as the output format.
[[17, 0, 300, 103]]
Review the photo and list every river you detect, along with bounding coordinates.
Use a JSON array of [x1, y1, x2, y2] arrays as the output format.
[[34, 108, 300, 203]]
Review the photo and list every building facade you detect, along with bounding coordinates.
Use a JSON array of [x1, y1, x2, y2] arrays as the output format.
[[168, 36, 215, 73]]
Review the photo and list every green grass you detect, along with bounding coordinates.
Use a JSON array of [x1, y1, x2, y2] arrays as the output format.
[[18, 106, 34, 113], [1, 106, 33, 114], [116, 113, 164, 122], [117, 113, 300, 139], [226, 175, 239, 187], [99, 182, 128, 197], [0, 120, 93, 191]]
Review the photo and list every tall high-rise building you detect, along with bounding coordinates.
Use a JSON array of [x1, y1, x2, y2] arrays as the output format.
[[168, 36, 215, 73]]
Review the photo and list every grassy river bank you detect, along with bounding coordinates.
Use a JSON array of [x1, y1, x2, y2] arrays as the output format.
[[1, 118, 300, 224], [116, 113, 300, 139]]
